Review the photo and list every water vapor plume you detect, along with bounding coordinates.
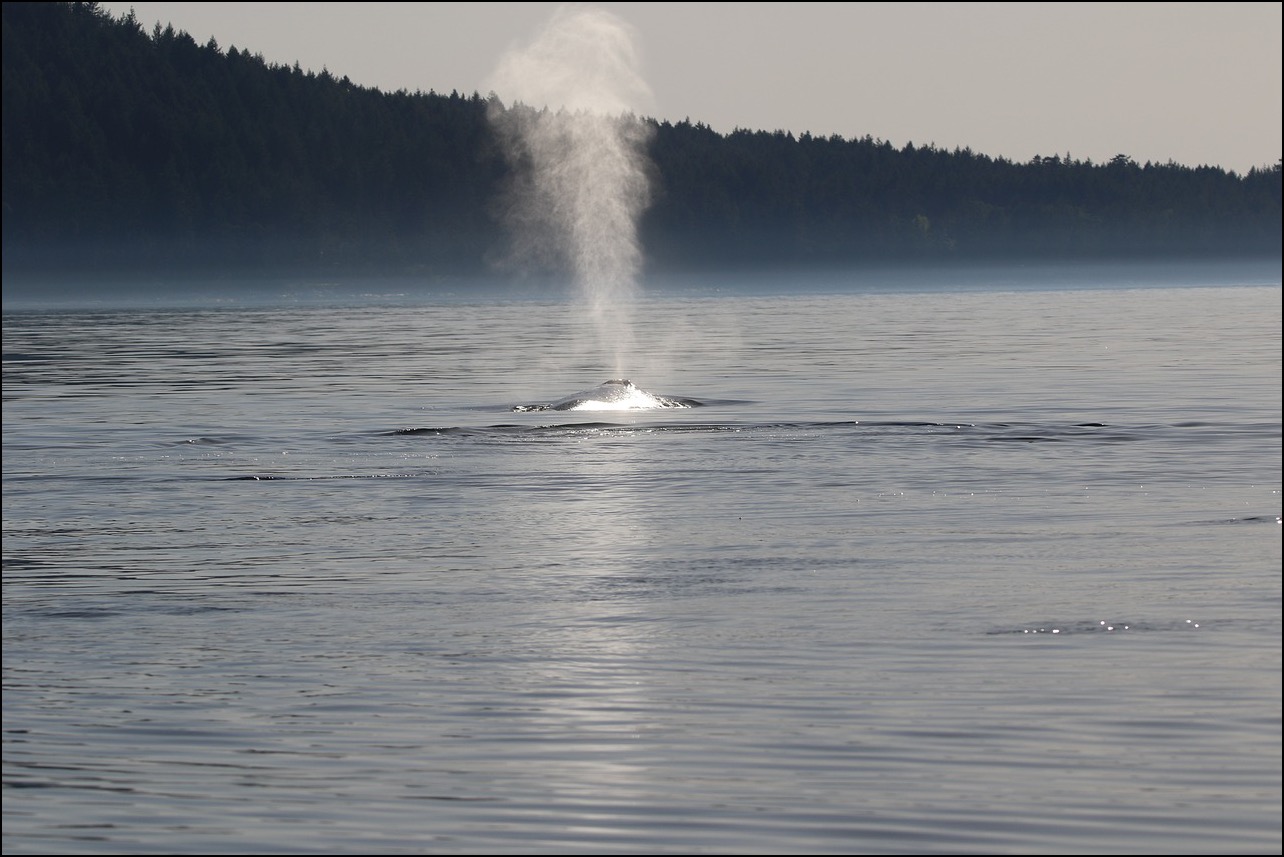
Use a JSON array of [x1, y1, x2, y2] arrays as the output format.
[[485, 5, 655, 376]]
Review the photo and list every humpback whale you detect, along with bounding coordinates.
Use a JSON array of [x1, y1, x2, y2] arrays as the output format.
[[513, 379, 699, 412]]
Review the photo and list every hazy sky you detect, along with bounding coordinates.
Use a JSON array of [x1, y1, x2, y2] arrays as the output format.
[[99, 2, 1281, 175]]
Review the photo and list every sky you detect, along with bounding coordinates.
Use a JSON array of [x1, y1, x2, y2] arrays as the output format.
[[98, 2, 1282, 175]]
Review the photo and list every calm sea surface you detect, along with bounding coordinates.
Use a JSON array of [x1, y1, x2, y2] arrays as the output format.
[[3, 262, 1281, 854]]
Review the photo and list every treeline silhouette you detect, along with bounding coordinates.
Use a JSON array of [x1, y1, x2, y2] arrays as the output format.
[[3, 1, 1280, 282]]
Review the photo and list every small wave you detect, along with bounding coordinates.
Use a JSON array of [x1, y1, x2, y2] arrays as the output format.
[[27, 603, 243, 621], [224, 473, 416, 481], [988, 618, 1204, 636], [389, 422, 753, 436], [382, 420, 1120, 440], [1184, 514, 1282, 526], [167, 435, 262, 447], [372, 420, 1270, 452]]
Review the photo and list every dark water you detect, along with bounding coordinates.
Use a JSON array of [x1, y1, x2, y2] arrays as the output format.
[[3, 264, 1281, 854]]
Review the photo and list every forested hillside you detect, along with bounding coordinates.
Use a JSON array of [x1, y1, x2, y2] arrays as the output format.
[[3, 1, 1280, 281]]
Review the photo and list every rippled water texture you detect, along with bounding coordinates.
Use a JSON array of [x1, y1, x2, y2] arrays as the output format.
[[3, 264, 1281, 854]]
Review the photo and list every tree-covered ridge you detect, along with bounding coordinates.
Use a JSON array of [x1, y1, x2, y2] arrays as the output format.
[[2, 1, 501, 276], [2, 1, 1280, 280], [648, 123, 1281, 268]]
